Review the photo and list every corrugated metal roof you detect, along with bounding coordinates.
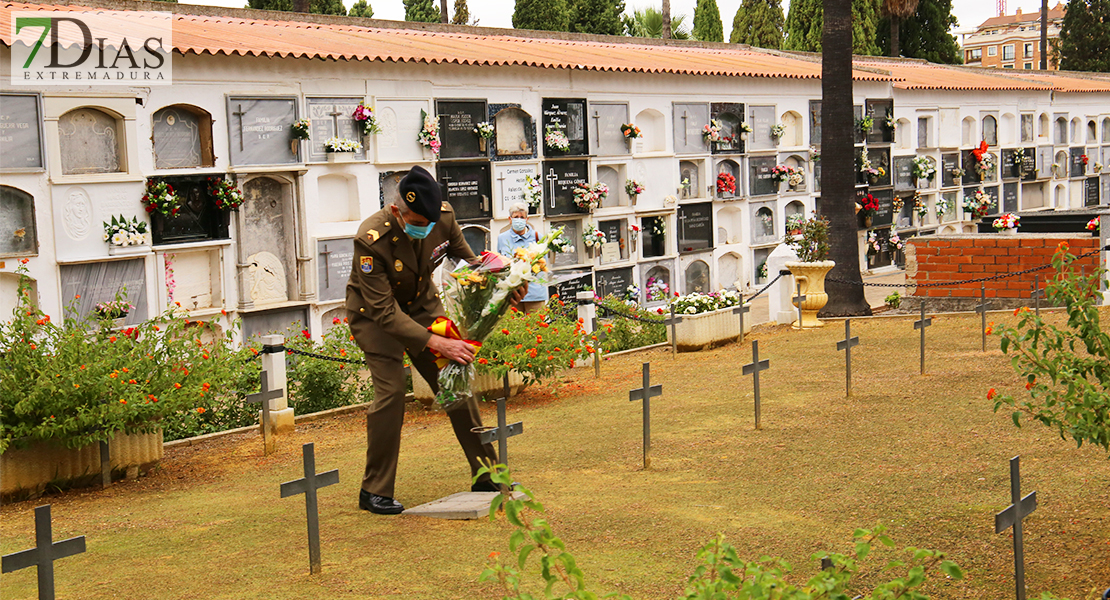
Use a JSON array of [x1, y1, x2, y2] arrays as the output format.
[[854, 60, 1055, 92], [0, 1, 894, 81]]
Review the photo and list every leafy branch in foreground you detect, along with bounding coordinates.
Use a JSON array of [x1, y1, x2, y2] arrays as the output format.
[[994, 243, 1110, 453]]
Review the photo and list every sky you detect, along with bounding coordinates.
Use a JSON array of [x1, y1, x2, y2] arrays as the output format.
[[180, 0, 1059, 39]]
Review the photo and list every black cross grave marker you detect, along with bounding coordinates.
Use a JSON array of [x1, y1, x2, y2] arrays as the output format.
[[476, 374, 523, 467], [232, 103, 247, 151], [280, 443, 339, 575], [975, 283, 991, 352], [792, 280, 807, 330], [1, 505, 86, 600], [665, 304, 683, 357], [732, 295, 750, 342], [914, 302, 933, 375], [1031, 274, 1044, 319], [591, 317, 608, 379], [247, 370, 284, 455], [741, 340, 770, 430], [836, 319, 860, 397], [994, 456, 1038, 600], [628, 362, 662, 469]]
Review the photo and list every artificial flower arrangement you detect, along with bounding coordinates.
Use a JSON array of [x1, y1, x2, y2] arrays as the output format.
[[1012, 147, 1028, 175], [651, 215, 666, 236], [678, 177, 691, 196], [702, 120, 723, 143], [992, 213, 1020, 231], [867, 230, 881, 255], [786, 213, 805, 235], [291, 119, 311, 141], [883, 116, 897, 131], [892, 196, 905, 212], [625, 179, 645, 198], [757, 262, 768, 280], [352, 102, 382, 135], [433, 228, 570, 408], [759, 212, 774, 230], [208, 177, 245, 211], [544, 125, 570, 151], [963, 188, 992, 218], [141, 178, 180, 217], [740, 122, 754, 134], [621, 123, 642, 139], [809, 146, 821, 162], [523, 175, 543, 208], [912, 156, 936, 180], [474, 121, 494, 139], [668, 289, 744, 316], [971, 141, 994, 179], [950, 166, 966, 178], [1087, 216, 1100, 231], [418, 109, 441, 157], [646, 275, 669, 302], [935, 195, 953, 219], [103, 215, 150, 247], [771, 165, 804, 187], [624, 284, 641, 302], [770, 165, 791, 184], [857, 115, 874, 135], [573, 182, 609, 210], [628, 223, 641, 241], [887, 228, 904, 253], [914, 191, 929, 220], [860, 150, 886, 180], [858, 193, 879, 218], [94, 299, 133, 319], [716, 172, 737, 195], [1094, 162, 1104, 174], [1081, 154, 1089, 168], [770, 123, 786, 139], [582, 222, 606, 248], [324, 137, 363, 153]]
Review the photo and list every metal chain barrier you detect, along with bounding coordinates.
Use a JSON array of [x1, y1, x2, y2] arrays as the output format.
[[285, 346, 366, 365], [591, 269, 788, 325]]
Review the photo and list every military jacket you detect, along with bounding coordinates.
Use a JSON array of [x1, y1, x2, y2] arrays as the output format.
[[346, 203, 476, 355]]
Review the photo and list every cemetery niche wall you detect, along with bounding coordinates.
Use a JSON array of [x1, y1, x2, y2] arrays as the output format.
[[542, 98, 588, 157], [227, 97, 299, 166], [152, 104, 215, 169], [437, 99, 488, 160], [1, 186, 37, 257], [1, 92, 45, 171]]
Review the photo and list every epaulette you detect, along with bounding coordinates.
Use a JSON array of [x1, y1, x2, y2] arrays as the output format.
[[441, 201, 453, 212]]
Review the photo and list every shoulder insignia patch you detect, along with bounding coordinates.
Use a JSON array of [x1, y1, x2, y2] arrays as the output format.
[[360, 256, 373, 273], [394, 259, 403, 272], [441, 201, 452, 211], [367, 229, 380, 242]]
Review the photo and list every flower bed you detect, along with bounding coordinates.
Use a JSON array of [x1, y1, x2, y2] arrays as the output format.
[[668, 304, 750, 352], [1, 429, 162, 498]]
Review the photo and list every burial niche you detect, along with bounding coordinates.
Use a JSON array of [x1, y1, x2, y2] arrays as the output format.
[[678, 203, 713, 253], [597, 165, 622, 208], [461, 225, 490, 255], [1, 185, 36, 256], [642, 215, 667, 258], [634, 109, 665, 153], [685, 260, 710, 294], [1, 93, 44, 170], [679, 160, 701, 199], [493, 107, 534, 157], [643, 264, 672, 303], [753, 205, 775, 243], [149, 175, 230, 245], [982, 115, 998, 146], [240, 176, 296, 307], [227, 97, 299, 166], [551, 219, 581, 267], [153, 105, 214, 169], [589, 102, 630, 156], [716, 160, 740, 199], [59, 107, 122, 175], [306, 98, 364, 162]]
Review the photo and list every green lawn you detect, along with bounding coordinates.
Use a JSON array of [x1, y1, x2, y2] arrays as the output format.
[[2, 310, 1108, 599]]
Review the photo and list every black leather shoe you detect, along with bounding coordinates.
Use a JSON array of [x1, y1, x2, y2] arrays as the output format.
[[359, 490, 404, 514], [471, 480, 519, 493]]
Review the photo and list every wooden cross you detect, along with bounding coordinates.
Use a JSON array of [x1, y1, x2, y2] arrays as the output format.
[[591, 317, 608, 379], [793, 280, 807, 330], [247, 370, 284, 455], [836, 319, 860, 396], [545, 168, 559, 209], [994, 456, 1038, 600], [680, 110, 690, 145], [628, 362, 662, 469], [732, 295, 750, 341], [477, 374, 523, 467], [975, 283, 991, 352], [665, 304, 683, 357], [1, 505, 86, 600], [914, 301, 933, 375], [1031, 274, 1044, 318], [232, 103, 247, 151], [318, 244, 333, 289], [741, 340, 770, 430], [280, 443, 339, 575]]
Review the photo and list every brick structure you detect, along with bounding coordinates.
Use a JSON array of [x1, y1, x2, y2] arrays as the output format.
[[905, 234, 1100, 310], [962, 4, 1064, 71]]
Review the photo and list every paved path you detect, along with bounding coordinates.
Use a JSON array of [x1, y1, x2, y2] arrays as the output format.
[[746, 268, 907, 326]]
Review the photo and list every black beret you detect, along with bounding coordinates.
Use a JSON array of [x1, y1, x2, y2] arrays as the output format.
[[399, 166, 441, 222]]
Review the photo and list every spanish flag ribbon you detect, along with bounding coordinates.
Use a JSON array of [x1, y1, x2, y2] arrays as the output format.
[[427, 317, 482, 369]]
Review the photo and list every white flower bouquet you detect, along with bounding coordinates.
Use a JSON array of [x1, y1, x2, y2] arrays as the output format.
[[523, 175, 543, 207], [912, 156, 936, 180], [545, 126, 570, 151], [103, 215, 150, 247], [325, 137, 362, 152], [474, 121, 494, 139], [582, 222, 606, 249]]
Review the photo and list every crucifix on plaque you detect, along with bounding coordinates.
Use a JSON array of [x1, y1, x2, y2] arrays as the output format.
[[994, 456, 1038, 600], [232, 103, 247, 151], [975, 284, 991, 352], [1031, 274, 1044, 318], [665, 304, 683, 357], [546, 168, 559, 209], [327, 108, 344, 135], [836, 319, 860, 397], [592, 110, 601, 145], [280, 443, 340, 575], [914, 302, 933, 375], [247, 370, 284, 455], [496, 172, 507, 208], [319, 244, 333, 289], [629, 362, 662, 469], [680, 110, 690, 145], [476, 374, 524, 468], [732, 296, 750, 341], [741, 340, 770, 430], [792, 281, 807, 330], [1, 505, 86, 600]]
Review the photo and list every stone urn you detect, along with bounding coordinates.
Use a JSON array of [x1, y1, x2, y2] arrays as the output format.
[[785, 260, 836, 329]]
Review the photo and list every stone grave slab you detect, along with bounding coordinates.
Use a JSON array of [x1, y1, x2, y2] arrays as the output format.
[[404, 491, 525, 520]]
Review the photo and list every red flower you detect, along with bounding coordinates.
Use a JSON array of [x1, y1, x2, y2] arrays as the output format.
[[477, 358, 488, 365], [987, 388, 997, 400], [501, 328, 510, 335], [972, 140, 989, 160], [333, 317, 341, 324], [302, 329, 311, 339]]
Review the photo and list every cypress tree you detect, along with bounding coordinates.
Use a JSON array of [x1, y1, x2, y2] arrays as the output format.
[[348, 0, 373, 17], [404, 0, 440, 22], [247, 0, 345, 15], [729, 0, 785, 48], [692, 0, 725, 42], [568, 0, 625, 36], [513, 0, 570, 32], [876, 0, 961, 64], [451, 0, 470, 25], [784, 0, 880, 54], [1056, 0, 1110, 72]]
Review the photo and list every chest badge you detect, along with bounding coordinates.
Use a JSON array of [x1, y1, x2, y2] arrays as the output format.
[[430, 241, 450, 262], [394, 259, 403, 272], [360, 256, 373, 273]]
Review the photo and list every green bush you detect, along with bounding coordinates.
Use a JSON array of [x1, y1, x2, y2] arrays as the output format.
[[594, 295, 666, 353], [476, 299, 589, 385], [283, 322, 372, 415]]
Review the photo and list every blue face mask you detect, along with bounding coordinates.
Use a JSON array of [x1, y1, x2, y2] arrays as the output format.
[[403, 218, 435, 240], [511, 218, 528, 233]]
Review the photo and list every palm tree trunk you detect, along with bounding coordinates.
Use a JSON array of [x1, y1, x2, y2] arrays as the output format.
[[820, 0, 871, 317], [889, 16, 900, 57], [440, 0, 449, 23], [662, 0, 672, 39], [1040, 0, 1048, 69]]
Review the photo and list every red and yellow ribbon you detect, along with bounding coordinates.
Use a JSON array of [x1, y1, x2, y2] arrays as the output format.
[[427, 317, 482, 368]]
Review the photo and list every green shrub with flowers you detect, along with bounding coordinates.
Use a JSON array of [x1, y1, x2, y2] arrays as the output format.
[[282, 319, 372, 415], [0, 263, 243, 453], [476, 300, 590, 385], [595, 295, 666, 352]]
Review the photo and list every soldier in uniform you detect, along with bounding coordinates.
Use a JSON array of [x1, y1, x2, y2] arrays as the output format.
[[346, 166, 512, 515]]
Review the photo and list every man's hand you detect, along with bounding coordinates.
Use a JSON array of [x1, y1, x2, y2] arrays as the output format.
[[427, 334, 477, 365], [510, 283, 529, 308]]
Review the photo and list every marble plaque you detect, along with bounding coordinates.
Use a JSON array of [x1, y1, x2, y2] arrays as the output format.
[[462, 226, 490, 255], [748, 105, 777, 151], [678, 203, 712, 253], [227, 97, 298, 166], [554, 269, 592, 303], [152, 106, 204, 169], [866, 147, 892, 188], [685, 258, 710, 294], [865, 99, 893, 145], [893, 156, 915, 191], [871, 189, 895, 227], [495, 163, 539, 216], [1003, 182, 1019, 212], [596, 266, 633, 300], [376, 100, 429, 162], [542, 98, 588, 157], [642, 215, 667, 258], [307, 98, 364, 162], [598, 219, 626, 264], [437, 100, 487, 160], [1071, 147, 1087, 178], [673, 103, 710, 154], [941, 153, 960, 188], [60, 258, 148, 325], [809, 100, 822, 147], [1086, 177, 1101, 207], [551, 219, 580, 267], [151, 175, 230, 245], [542, 160, 589, 217], [1, 93, 44, 170], [438, 162, 492, 221], [590, 102, 630, 156], [317, 238, 353, 302], [59, 108, 121, 174], [242, 306, 309, 342], [749, 156, 777, 197]]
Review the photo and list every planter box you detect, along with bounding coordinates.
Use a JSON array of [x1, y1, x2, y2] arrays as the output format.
[[412, 370, 526, 407], [667, 305, 752, 353], [327, 152, 358, 163], [1, 429, 163, 498], [108, 244, 151, 257]]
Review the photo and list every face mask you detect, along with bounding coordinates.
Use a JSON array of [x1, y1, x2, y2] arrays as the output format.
[[400, 213, 435, 239], [511, 218, 528, 233]]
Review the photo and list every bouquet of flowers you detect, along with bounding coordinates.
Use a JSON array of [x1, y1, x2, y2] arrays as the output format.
[[474, 121, 494, 139], [950, 167, 966, 178], [786, 213, 805, 235], [291, 119, 311, 140], [757, 262, 768, 280], [418, 109, 441, 157], [141, 178, 180, 217], [434, 228, 568, 408], [651, 216, 666, 236], [678, 178, 691, 196], [716, 172, 736, 195], [1095, 162, 1104, 174], [646, 276, 669, 302], [770, 165, 791, 184], [935, 196, 953, 218], [770, 123, 786, 139], [860, 151, 886, 180], [893, 196, 905, 212], [914, 192, 929, 220], [992, 213, 1020, 231], [325, 137, 362, 153], [740, 122, 753, 134], [582, 222, 606, 248], [621, 123, 642, 139], [94, 299, 133, 319], [624, 284, 641, 302], [884, 117, 897, 132], [353, 102, 381, 135], [858, 193, 879, 217], [787, 167, 805, 188], [971, 141, 994, 178], [628, 223, 641, 241], [1087, 216, 1100, 231], [857, 115, 874, 135], [103, 215, 149, 247], [888, 228, 904, 252], [1013, 148, 1028, 175], [573, 182, 608, 210], [912, 156, 936, 180], [963, 189, 992, 218], [523, 175, 543, 208], [208, 177, 245, 211], [702, 120, 723, 143], [867, 231, 881, 255], [625, 179, 645, 197], [545, 125, 569, 151]]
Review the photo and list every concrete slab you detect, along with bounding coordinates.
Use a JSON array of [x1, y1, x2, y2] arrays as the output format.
[[404, 491, 525, 520]]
